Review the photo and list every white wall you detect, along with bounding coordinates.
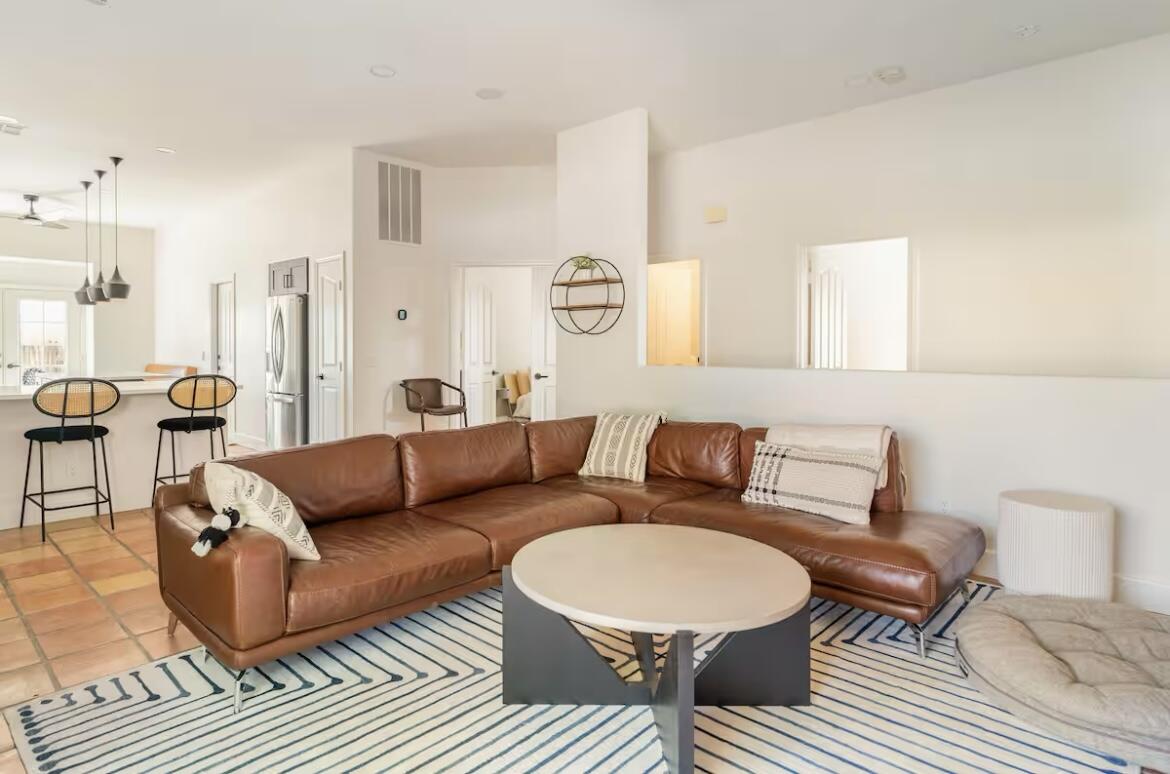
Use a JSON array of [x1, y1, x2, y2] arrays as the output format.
[[652, 33, 1170, 378], [556, 98, 1170, 611], [0, 219, 155, 375], [351, 150, 555, 435], [154, 151, 353, 447]]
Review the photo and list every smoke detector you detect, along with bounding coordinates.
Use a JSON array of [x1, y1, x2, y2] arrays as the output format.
[[872, 66, 907, 86], [0, 116, 25, 136]]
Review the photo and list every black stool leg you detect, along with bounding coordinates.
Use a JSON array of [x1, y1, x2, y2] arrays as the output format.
[[209, 427, 215, 460], [37, 441, 46, 543], [219, 426, 228, 457], [90, 436, 101, 520], [152, 427, 164, 500], [170, 430, 178, 485], [19, 438, 31, 530], [100, 435, 114, 529]]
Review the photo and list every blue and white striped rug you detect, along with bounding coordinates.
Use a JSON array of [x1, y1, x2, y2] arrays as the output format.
[[3, 583, 1132, 773]]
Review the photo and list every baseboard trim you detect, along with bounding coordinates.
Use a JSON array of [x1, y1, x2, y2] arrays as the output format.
[[230, 433, 267, 452], [974, 548, 1170, 614]]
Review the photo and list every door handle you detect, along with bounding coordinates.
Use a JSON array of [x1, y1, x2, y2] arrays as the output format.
[[317, 374, 325, 380], [5, 363, 19, 369], [533, 372, 548, 380], [490, 370, 499, 375]]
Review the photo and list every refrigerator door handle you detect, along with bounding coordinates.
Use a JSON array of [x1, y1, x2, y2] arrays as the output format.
[[272, 305, 285, 383]]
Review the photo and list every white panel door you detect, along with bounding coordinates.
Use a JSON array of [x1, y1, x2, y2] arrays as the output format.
[[314, 256, 345, 442], [528, 265, 557, 420], [463, 280, 497, 427]]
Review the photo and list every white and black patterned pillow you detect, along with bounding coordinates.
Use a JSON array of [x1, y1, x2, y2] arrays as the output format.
[[742, 440, 880, 525], [578, 412, 667, 483], [203, 462, 320, 560]]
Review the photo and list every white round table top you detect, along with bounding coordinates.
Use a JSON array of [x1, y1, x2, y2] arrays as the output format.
[[509, 524, 810, 634]]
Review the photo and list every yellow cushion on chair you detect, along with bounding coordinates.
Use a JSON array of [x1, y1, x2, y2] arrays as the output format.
[[516, 370, 531, 396], [504, 372, 520, 405]]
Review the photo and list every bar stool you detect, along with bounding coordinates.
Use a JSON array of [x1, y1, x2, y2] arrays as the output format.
[[152, 374, 237, 496], [21, 379, 120, 541]]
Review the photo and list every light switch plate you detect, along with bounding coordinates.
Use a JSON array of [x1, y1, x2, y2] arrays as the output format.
[[704, 206, 727, 224]]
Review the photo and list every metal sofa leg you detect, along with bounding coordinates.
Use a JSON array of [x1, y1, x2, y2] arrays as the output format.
[[234, 668, 252, 714], [959, 580, 973, 603], [167, 612, 178, 636], [909, 623, 927, 659]]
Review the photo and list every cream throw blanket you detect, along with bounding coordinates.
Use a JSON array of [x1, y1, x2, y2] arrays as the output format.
[[765, 424, 893, 489]]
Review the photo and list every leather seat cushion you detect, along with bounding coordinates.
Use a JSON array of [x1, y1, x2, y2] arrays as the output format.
[[25, 425, 109, 442], [158, 415, 228, 432], [286, 511, 491, 633], [540, 474, 713, 523], [422, 405, 465, 416], [651, 488, 985, 609], [414, 484, 619, 569]]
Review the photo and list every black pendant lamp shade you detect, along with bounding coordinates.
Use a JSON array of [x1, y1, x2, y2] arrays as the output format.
[[102, 156, 130, 299], [87, 169, 109, 303], [74, 180, 96, 306]]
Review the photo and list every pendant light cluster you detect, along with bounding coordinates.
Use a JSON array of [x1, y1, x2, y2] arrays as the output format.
[[74, 156, 131, 306]]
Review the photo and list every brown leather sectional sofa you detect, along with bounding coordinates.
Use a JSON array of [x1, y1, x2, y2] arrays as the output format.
[[155, 417, 985, 669]]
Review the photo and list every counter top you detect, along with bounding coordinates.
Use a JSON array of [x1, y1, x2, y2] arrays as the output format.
[[0, 377, 177, 402]]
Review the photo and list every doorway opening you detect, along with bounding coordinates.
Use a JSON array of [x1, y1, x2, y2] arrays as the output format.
[[798, 237, 911, 372], [647, 258, 702, 366], [452, 264, 557, 427], [210, 277, 237, 437]]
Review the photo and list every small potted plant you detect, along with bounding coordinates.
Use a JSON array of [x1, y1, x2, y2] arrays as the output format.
[[570, 255, 598, 279]]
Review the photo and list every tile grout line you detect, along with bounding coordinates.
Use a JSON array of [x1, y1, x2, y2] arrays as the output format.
[[50, 515, 157, 666], [0, 554, 59, 691]]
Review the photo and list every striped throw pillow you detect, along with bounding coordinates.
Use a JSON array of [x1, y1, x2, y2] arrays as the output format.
[[742, 441, 881, 525], [579, 412, 667, 483]]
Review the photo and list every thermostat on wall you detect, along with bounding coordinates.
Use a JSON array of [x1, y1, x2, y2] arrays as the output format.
[[397, 309, 407, 321]]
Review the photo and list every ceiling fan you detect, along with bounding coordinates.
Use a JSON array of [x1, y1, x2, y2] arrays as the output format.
[[0, 194, 69, 229]]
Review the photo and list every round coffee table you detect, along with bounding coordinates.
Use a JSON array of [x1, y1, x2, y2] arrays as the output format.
[[503, 524, 812, 774]]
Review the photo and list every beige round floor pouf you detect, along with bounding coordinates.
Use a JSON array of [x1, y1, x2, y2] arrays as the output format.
[[956, 595, 1170, 772]]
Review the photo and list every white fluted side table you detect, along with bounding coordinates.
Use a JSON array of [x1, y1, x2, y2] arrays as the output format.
[[998, 490, 1115, 600]]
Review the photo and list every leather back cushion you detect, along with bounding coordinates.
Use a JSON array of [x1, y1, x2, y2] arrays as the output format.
[[739, 427, 905, 512], [399, 422, 531, 507], [526, 416, 597, 483], [189, 434, 403, 526], [647, 421, 742, 489]]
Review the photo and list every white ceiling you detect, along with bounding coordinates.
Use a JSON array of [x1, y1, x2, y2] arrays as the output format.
[[3, 0, 1169, 227]]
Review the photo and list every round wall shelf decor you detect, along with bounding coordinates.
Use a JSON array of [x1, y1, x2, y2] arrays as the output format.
[[549, 257, 625, 335]]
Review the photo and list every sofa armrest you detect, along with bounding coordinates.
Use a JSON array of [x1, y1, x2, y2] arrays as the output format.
[[156, 499, 289, 651]]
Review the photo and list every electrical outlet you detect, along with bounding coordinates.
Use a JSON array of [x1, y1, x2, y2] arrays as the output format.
[[940, 500, 952, 514]]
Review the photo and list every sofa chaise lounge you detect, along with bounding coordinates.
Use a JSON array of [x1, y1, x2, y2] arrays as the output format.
[[155, 417, 985, 672]]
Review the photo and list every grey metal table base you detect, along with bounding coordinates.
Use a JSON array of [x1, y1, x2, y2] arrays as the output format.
[[502, 568, 811, 774]]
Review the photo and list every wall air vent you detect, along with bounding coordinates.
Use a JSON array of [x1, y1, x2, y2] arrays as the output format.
[[378, 161, 422, 245]]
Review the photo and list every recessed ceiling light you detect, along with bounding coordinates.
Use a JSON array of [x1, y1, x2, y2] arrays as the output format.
[[1014, 24, 1041, 38], [155, 146, 176, 154], [872, 66, 907, 86], [369, 64, 397, 79], [475, 87, 505, 101]]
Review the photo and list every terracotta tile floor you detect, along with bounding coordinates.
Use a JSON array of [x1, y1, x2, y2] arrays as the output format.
[[0, 508, 191, 771]]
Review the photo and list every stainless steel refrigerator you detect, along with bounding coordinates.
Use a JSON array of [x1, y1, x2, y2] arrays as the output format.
[[266, 294, 308, 449]]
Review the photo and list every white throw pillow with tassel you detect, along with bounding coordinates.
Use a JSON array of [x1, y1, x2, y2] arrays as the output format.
[[200, 462, 320, 560]]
